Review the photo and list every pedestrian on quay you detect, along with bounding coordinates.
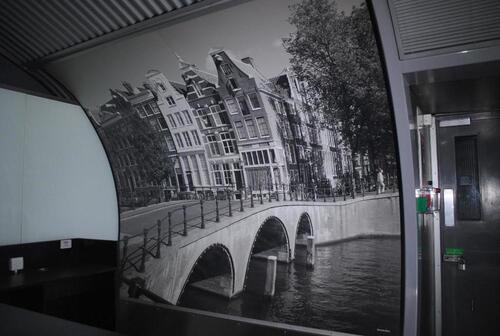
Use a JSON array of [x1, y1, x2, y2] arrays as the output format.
[[377, 168, 385, 194]]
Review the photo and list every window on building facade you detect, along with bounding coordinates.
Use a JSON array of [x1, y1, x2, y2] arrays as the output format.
[[191, 130, 201, 146], [256, 117, 270, 136], [248, 92, 261, 109], [223, 163, 233, 185], [209, 105, 230, 126], [220, 132, 236, 154], [263, 150, 270, 163], [228, 78, 239, 91], [136, 106, 146, 118], [270, 148, 276, 163], [225, 98, 239, 115], [207, 134, 221, 156], [167, 115, 177, 128], [164, 135, 175, 151], [220, 63, 232, 75], [234, 120, 247, 139], [157, 83, 166, 91], [190, 155, 201, 185], [212, 164, 223, 185], [257, 151, 264, 164], [175, 112, 185, 126], [287, 144, 296, 163], [191, 82, 203, 97], [237, 96, 250, 115], [174, 133, 184, 148], [166, 96, 176, 106], [268, 98, 278, 113], [278, 101, 284, 114], [144, 104, 154, 116], [182, 110, 193, 124], [182, 132, 193, 147], [297, 145, 304, 160], [285, 123, 293, 139], [293, 124, 301, 139], [157, 116, 168, 130], [198, 109, 214, 128], [245, 119, 258, 138], [152, 104, 160, 114]]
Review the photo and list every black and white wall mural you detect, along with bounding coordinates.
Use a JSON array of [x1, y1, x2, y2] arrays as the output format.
[[47, 0, 402, 334]]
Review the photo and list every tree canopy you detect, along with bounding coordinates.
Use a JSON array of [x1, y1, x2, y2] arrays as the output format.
[[103, 95, 174, 198], [285, 0, 395, 177]]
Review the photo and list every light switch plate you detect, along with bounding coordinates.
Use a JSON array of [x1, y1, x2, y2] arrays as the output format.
[[9, 257, 24, 273], [60, 239, 72, 249]]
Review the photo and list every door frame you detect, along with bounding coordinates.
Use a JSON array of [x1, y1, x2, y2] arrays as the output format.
[[418, 113, 442, 336]]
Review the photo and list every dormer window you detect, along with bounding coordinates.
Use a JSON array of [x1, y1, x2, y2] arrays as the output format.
[[192, 83, 203, 97], [220, 63, 232, 75], [166, 96, 175, 106], [157, 83, 166, 91], [228, 78, 239, 91]]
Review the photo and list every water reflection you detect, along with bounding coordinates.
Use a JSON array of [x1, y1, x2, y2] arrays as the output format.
[[180, 237, 401, 335]]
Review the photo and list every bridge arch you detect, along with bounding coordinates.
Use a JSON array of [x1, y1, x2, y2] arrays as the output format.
[[243, 216, 291, 293], [297, 212, 313, 237], [294, 212, 313, 263], [177, 243, 235, 305]]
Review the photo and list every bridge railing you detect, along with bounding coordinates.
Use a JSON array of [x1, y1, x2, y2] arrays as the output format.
[[119, 182, 399, 275]]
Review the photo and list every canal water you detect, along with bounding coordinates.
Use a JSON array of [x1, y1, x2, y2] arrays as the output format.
[[180, 237, 401, 335]]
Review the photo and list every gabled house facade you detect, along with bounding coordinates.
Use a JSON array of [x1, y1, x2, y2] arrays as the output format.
[[178, 57, 243, 191], [210, 49, 288, 193], [145, 70, 209, 194]]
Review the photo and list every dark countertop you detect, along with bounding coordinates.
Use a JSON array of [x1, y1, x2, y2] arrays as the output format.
[[0, 303, 122, 335], [0, 264, 116, 291]]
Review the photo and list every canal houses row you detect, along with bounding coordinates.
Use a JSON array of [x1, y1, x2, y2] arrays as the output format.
[[92, 48, 347, 205]]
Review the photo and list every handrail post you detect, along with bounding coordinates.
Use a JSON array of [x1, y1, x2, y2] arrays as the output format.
[[228, 189, 232, 217], [259, 184, 263, 205], [167, 212, 172, 245], [323, 188, 326, 202], [155, 220, 161, 258], [268, 181, 272, 203], [282, 183, 286, 201], [139, 228, 148, 273], [240, 189, 244, 212], [182, 205, 187, 236], [332, 187, 336, 202], [215, 190, 220, 222], [393, 172, 396, 192], [200, 198, 205, 229], [275, 182, 279, 201], [250, 188, 254, 208], [343, 184, 346, 201]]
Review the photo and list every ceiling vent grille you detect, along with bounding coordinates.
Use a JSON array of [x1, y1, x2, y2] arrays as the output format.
[[391, 0, 500, 57], [0, 0, 203, 66]]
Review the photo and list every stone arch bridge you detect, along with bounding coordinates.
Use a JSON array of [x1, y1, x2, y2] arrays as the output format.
[[121, 193, 400, 305]]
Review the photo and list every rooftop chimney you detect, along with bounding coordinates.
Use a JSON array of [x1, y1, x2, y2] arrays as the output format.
[[122, 81, 134, 93], [241, 57, 255, 68]]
